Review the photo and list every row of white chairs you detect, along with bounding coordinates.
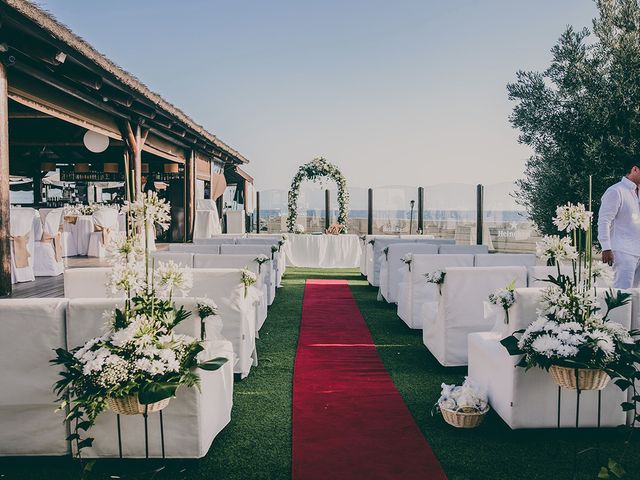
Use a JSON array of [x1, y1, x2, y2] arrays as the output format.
[[0, 297, 233, 458]]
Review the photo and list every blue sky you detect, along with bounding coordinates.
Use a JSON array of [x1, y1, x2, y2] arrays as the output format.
[[36, 0, 598, 189]]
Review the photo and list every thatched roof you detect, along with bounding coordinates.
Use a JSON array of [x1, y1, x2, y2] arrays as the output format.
[[4, 0, 248, 164]]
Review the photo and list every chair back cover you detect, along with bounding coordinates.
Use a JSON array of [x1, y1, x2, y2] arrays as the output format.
[[64, 267, 114, 298], [0, 298, 69, 455], [381, 243, 439, 303], [474, 253, 536, 267], [220, 244, 272, 256], [193, 237, 237, 245], [194, 253, 261, 274], [42, 209, 63, 236], [438, 244, 489, 254], [169, 244, 221, 254], [150, 251, 194, 268], [92, 207, 119, 229]]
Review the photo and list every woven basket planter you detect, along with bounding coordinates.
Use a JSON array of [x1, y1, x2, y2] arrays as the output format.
[[549, 365, 610, 391], [440, 405, 489, 429], [106, 395, 170, 416]]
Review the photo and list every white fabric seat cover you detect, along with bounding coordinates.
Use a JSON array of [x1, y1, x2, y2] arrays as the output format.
[[220, 244, 280, 289], [10, 207, 36, 283], [438, 244, 489, 255], [474, 253, 536, 267], [169, 244, 221, 254], [193, 236, 238, 245], [424, 266, 527, 366], [34, 208, 64, 277], [397, 254, 473, 329], [150, 251, 194, 268], [66, 298, 233, 458], [379, 243, 438, 303], [64, 267, 114, 298], [189, 269, 259, 378], [236, 238, 286, 280], [87, 209, 119, 258], [194, 254, 269, 330], [0, 299, 69, 455], [468, 288, 630, 428]]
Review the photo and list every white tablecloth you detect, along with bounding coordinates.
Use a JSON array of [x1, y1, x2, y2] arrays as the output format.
[[283, 234, 361, 268]]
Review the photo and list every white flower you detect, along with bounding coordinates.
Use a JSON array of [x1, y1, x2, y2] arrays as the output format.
[[124, 191, 171, 231], [106, 261, 146, 296], [531, 334, 563, 358], [424, 270, 446, 284], [154, 260, 193, 297], [255, 254, 270, 265], [535, 235, 578, 262], [106, 233, 144, 265], [293, 224, 305, 233], [437, 377, 488, 412], [241, 269, 257, 287], [553, 202, 592, 232], [591, 261, 614, 284], [587, 329, 616, 358], [401, 253, 413, 264]]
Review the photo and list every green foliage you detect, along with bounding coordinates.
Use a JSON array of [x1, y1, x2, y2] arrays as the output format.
[[509, 0, 640, 236]]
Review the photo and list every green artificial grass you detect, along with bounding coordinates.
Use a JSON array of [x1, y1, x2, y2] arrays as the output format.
[[1, 267, 638, 480]]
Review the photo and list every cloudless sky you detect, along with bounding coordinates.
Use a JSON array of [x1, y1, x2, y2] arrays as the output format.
[[36, 0, 598, 189]]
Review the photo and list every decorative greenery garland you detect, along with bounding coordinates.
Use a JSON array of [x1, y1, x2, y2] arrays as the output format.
[[286, 157, 349, 233]]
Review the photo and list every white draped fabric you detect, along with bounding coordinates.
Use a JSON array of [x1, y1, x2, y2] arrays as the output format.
[[283, 234, 361, 268], [468, 288, 631, 428], [10, 207, 37, 283]]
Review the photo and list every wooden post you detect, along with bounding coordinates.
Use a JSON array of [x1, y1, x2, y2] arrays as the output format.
[[325, 189, 330, 231], [417, 187, 424, 234], [255, 191, 260, 234], [134, 123, 142, 198], [185, 150, 195, 242], [367, 188, 373, 235], [0, 62, 11, 296], [476, 184, 484, 245]]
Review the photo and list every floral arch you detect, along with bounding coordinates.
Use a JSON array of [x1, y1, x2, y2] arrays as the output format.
[[286, 157, 349, 233]]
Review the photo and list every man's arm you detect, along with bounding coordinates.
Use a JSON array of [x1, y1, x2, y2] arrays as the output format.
[[598, 187, 621, 264]]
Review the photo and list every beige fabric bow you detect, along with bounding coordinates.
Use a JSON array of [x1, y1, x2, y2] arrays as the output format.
[[64, 215, 78, 225], [10, 233, 31, 268], [41, 231, 63, 262], [94, 224, 112, 245]]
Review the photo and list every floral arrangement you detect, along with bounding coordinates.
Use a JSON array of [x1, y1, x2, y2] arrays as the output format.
[[52, 193, 226, 458], [383, 247, 389, 260], [241, 268, 258, 298], [500, 199, 640, 474], [197, 298, 218, 340], [401, 253, 413, 271], [254, 254, 270, 274], [425, 269, 446, 295], [293, 224, 305, 234], [488, 280, 516, 324], [286, 157, 349, 233], [271, 244, 279, 256], [435, 377, 489, 414]]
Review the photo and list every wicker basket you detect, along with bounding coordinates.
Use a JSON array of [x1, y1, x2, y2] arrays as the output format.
[[549, 365, 610, 391], [440, 405, 489, 429], [106, 395, 170, 416]]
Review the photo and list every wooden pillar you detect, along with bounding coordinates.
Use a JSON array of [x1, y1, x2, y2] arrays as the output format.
[[255, 191, 260, 234], [185, 150, 195, 242], [367, 188, 373, 235], [0, 62, 11, 296], [120, 121, 147, 200], [476, 184, 484, 245], [134, 123, 142, 198], [417, 187, 424, 234]]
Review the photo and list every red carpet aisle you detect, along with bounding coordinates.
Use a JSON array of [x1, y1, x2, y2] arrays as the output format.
[[292, 279, 447, 480]]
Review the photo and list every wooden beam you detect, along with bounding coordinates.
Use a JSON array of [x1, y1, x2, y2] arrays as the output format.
[[0, 61, 11, 296], [130, 101, 156, 120], [185, 149, 195, 241], [101, 84, 133, 107], [8, 111, 52, 119], [58, 62, 102, 90]]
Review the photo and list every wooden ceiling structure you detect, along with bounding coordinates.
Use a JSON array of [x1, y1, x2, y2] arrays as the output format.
[[0, 0, 252, 295]]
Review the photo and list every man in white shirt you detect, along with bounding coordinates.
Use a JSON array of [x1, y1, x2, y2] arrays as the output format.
[[598, 158, 640, 288]]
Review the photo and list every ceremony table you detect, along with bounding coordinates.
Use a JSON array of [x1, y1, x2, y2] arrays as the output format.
[[283, 234, 361, 268]]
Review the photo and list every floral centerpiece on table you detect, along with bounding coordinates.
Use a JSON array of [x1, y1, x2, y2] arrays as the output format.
[[425, 269, 446, 294], [293, 224, 305, 234], [52, 192, 227, 458], [433, 377, 489, 428]]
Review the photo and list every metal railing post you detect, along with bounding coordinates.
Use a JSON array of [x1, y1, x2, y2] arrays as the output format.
[[476, 184, 484, 245], [367, 188, 373, 235]]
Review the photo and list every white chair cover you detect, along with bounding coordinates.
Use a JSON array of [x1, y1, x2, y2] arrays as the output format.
[[64, 267, 115, 298], [193, 236, 238, 245], [0, 299, 69, 455], [66, 298, 233, 458], [220, 244, 280, 289], [397, 254, 473, 329], [34, 208, 64, 277], [87, 208, 119, 258], [194, 253, 269, 330], [150, 251, 194, 268], [379, 243, 438, 303], [225, 210, 245, 234], [169, 244, 221, 254], [438, 244, 489, 254], [10, 207, 36, 283], [527, 265, 573, 287], [424, 266, 527, 366], [193, 210, 222, 239], [474, 253, 536, 267], [468, 288, 630, 428], [189, 269, 259, 378]]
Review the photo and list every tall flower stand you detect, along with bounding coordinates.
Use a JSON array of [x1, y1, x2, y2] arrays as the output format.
[[553, 367, 608, 480]]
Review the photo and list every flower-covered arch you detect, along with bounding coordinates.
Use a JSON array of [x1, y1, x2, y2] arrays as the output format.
[[286, 157, 349, 233]]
